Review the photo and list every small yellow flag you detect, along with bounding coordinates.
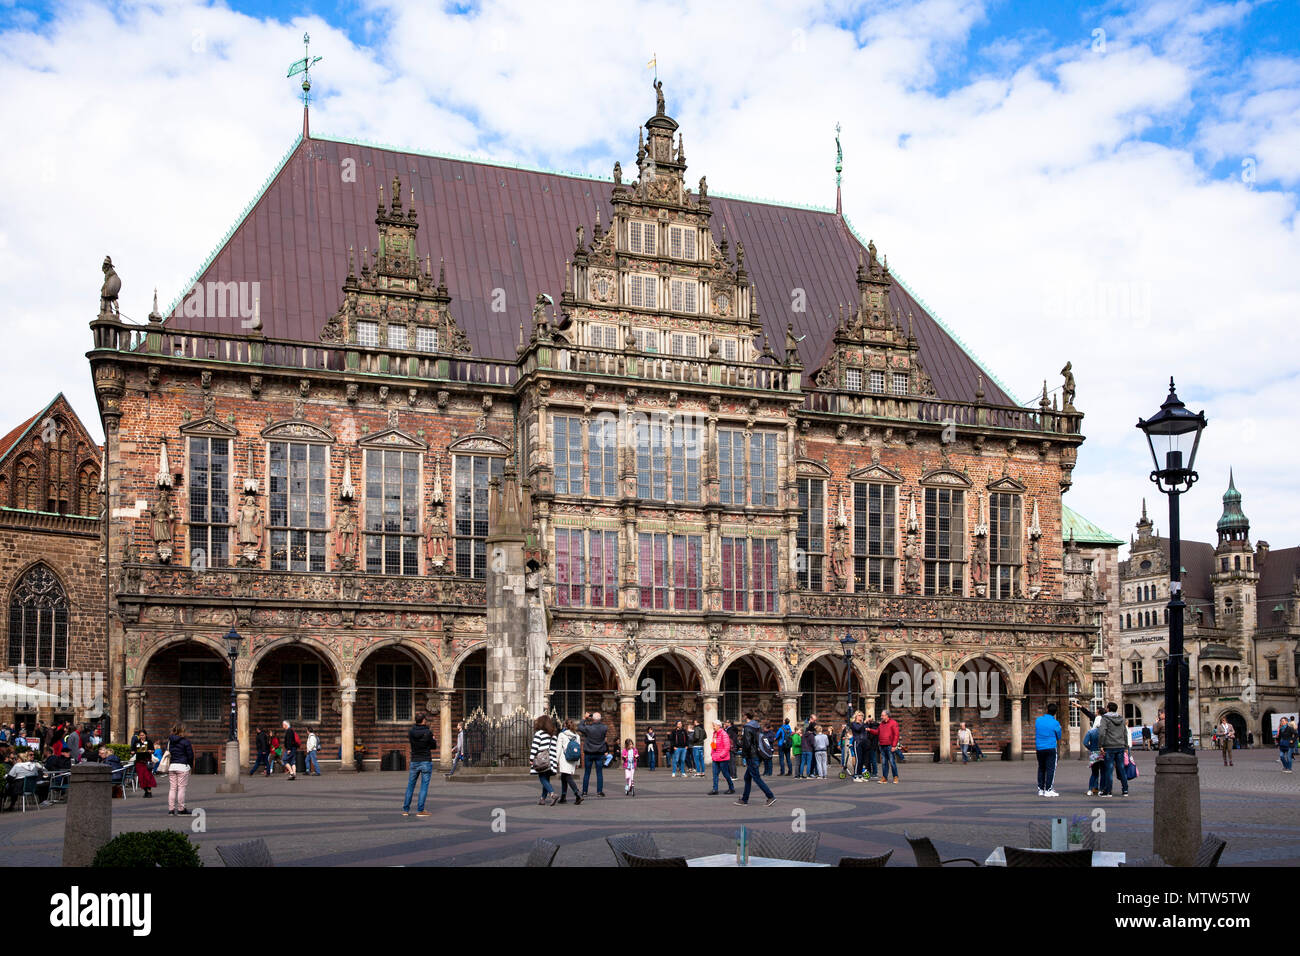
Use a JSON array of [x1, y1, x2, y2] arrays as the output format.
[[646, 54, 656, 70]]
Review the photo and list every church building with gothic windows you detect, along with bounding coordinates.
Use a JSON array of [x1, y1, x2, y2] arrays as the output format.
[[83, 87, 1107, 769]]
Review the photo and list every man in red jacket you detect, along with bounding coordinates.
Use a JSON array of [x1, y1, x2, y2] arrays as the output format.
[[876, 710, 901, 784]]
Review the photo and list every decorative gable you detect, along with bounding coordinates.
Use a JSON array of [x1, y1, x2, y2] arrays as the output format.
[[180, 416, 239, 438], [848, 463, 903, 484], [360, 427, 428, 451], [920, 467, 972, 488], [447, 433, 511, 456], [261, 420, 335, 443], [321, 174, 472, 357], [987, 476, 1027, 493]]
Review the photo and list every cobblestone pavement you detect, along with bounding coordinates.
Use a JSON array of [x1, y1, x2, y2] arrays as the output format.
[[2, 748, 1295, 866]]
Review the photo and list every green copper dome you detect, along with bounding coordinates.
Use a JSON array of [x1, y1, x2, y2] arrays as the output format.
[[1216, 469, 1249, 534]]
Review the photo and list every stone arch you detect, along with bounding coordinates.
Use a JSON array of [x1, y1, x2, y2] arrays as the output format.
[[248, 635, 343, 684], [1213, 708, 1248, 746], [135, 632, 231, 683], [867, 648, 942, 695], [713, 647, 792, 696], [446, 640, 489, 685], [793, 649, 865, 724], [353, 637, 440, 687], [549, 643, 627, 694], [1015, 654, 1088, 697], [633, 646, 706, 689]]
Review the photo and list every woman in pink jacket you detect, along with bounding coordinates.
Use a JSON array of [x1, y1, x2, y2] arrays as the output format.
[[709, 720, 736, 795]]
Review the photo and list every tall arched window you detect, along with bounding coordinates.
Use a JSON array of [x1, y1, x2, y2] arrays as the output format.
[[14, 455, 37, 510], [6, 565, 69, 669], [76, 463, 100, 516]]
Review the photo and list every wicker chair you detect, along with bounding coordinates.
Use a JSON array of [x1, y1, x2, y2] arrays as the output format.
[[1195, 834, 1227, 868], [904, 832, 980, 867], [1004, 845, 1093, 868], [216, 839, 275, 867], [837, 850, 893, 867], [606, 832, 660, 867], [1027, 821, 1102, 851], [625, 853, 688, 867], [525, 838, 560, 868], [746, 829, 821, 863]]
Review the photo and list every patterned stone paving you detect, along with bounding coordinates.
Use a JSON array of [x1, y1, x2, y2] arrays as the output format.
[[2, 748, 1295, 866]]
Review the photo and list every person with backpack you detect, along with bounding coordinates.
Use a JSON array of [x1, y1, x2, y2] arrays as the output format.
[[250, 727, 271, 776], [709, 719, 736, 795], [775, 719, 792, 775], [402, 711, 437, 817], [1097, 702, 1130, 797], [734, 712, 776, 807], [554, 719, 583, 804], [670, 720, 690, 777], [1083, 722, 1103, 795], [691, 720, 707, 776], [530, 715, 558, 805], [801, 714, 818, 778], [280, 720, 300, 780], [1277, 717, 1296, 773], [305, 727, 321, 775], [580, 711, 608, 797], [761, 723, 777, 776], [164, 723, 194, 816], [1034, 703, 1062, 797], [1215, 718, 1235, 767]]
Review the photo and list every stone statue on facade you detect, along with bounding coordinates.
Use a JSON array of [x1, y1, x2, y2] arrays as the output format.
[[829, 532, 849, 590], [904, 533, 921, 593], [236, 491, 265, 566], [971, 538, 989, 597], [1061, 361, 1076, 410], [654, 78, 665, 115], [1026, 537, 1043, 598], [100, 256, 121, 317], [334, 503, 358, 570], [149, 492, 174, 563]]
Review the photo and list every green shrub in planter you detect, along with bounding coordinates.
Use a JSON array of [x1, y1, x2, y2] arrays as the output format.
[[92, 830, 202, 867], [106, 743, 133, 763]]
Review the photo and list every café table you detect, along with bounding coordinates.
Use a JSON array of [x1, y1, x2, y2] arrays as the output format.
[[687, 853, 829, 867], [984, 846, 1127, 867]]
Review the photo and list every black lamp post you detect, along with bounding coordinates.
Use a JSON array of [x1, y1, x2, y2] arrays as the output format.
[[223, 627, 242, 743], [840, 633, 858, 719], [1136, 376, 1207, 865]]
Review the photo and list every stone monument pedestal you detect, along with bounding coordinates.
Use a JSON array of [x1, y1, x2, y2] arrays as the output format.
[[62, 763, 112, 867], [1153, 751, 1201, 866], [216, 739, 245, 793]]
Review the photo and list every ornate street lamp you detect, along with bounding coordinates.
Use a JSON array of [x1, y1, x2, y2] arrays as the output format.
[[1136, 377, 1207, 866], [840, 632, 858, 719], [223, 626, 242, 743]]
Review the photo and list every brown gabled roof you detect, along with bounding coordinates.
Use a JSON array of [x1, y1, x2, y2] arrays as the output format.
[[1146, 536, 1217, 603], [0, 410, 40, 463], [163, 133, 1017, 406]]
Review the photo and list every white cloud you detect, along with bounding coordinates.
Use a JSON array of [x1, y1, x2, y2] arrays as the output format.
[[0, 0, 1296, 551]]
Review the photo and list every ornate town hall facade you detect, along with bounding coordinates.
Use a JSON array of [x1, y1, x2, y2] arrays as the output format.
[[87, 89, 1101, 768]]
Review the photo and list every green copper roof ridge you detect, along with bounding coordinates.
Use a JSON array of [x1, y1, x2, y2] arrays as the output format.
[[313, 132, 842, 213], [1062, 504, 1124, 545], [838, 213, 1021, 405], [164, 134, 304, 320]]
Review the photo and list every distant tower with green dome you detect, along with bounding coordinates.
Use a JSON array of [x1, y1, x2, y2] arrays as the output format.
[[1211, 469, 1259, 639]]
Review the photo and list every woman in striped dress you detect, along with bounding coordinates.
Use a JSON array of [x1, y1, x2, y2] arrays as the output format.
[[529, 715, 558, 805]]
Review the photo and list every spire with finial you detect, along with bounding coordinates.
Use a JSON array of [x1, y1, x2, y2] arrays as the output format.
[[834, 121, 843, 216], [407, 185, 417, 221], [1216, 468, 1250, 542], [148, 288, 162, 325], [286, 32, 322, 139]]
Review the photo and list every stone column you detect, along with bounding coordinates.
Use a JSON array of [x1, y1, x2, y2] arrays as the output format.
[[1010, 694, 1024, 760], [62, 764, 112, 867], [438, 690, 454, 770], [340, 685, 356, 771], [939, 689, 952, 761], [782, 694, 799, 727], [125, 688, 142, 739], [619, 694, 637, 759], [236, 690, 251, 769], [702, 695, 719, 765]]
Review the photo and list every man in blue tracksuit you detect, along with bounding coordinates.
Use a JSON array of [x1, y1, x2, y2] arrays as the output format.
[[1034, 703, 1062, 797]]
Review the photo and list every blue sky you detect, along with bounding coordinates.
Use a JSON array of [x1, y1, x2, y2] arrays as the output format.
[[0, 0, 1297, 550]]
